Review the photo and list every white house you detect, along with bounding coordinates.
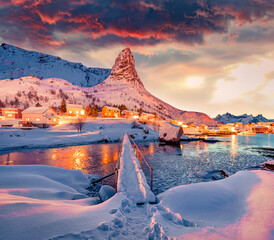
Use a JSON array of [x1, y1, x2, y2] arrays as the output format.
[[21, 107, 59, 128]]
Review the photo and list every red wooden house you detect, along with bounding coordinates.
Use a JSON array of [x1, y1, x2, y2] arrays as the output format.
[[1, 108, 23, 119]]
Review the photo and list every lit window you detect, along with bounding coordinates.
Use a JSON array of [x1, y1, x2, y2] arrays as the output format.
[[76, 111, 79, 114], [25, 118, 30, 121], [80, 110, 85, 115], [36, 118, 40, 121], [53, 118, 56, 122], [8, 114, 12, 117], [69, 111, 72, 113]]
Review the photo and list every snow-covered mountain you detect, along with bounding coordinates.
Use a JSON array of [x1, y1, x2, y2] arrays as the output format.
[[0, 46, 217, 124], [214, 113, 274, 124], [177, 111, 217, 126], [87, 48, 216, 124], [0, 43, 110, 87], [90, 48, 182, 120]]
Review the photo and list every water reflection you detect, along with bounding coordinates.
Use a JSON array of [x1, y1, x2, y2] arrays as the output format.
[[0, 135, 273, 194], [0, 143, 121, 182], [137, 135, 273, 194], [196, 141, 200, 152], [230, 135, 238, 159]]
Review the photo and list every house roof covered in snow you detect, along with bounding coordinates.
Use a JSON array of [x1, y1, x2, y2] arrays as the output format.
[[22, 107, 51, 114], [67, 104, 84, 109], [1, 108, 22, 110], [103, 106, 120, 111], [122, 110, 139, 114], [141, 112, 155, 117]]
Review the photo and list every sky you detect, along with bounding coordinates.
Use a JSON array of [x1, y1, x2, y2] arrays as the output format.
[[0, 0, 274, 118]]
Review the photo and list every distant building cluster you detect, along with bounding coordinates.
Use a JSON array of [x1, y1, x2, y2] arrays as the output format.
[[171, 120, 274, 135], [0, 104, 159, 128]]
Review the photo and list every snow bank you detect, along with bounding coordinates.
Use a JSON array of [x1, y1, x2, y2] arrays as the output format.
[[0, 165, 121, 240], [0, 165, 92, 200], [117, 134, 155, 204], [0, 165, 272, 240], [0, 119, 159, 151], [151, 170, 274, 239]]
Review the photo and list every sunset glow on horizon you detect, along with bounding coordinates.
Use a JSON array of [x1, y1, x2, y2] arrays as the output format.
[[0, 0, 273, 118]]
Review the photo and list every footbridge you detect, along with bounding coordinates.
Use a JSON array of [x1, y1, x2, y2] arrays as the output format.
[[90, 133, 155, 204], [115, 134, 155, 204]]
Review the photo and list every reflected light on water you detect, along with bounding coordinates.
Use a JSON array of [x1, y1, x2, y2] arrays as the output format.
[[48, 147, 89, 172], [73, 148, 88, 171], [102, 145, 110, 165], [231, 135, 238, 158], [148, 142, 154, 154], [196, 141, 200, 152], [203, 142, 208, 153], [245, 136, 250, 145], [113, 152, 119, 161]]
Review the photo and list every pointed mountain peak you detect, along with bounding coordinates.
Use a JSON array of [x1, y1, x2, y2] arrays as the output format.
[[109, 48, 144, 87]]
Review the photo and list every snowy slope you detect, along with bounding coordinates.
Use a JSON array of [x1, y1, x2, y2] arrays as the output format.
[[214, 112, 274, 124], [0, 46, 217, 124], [0, 76, 95, 109], [178, 111, 217, 126], [0, 43, 110, 87]]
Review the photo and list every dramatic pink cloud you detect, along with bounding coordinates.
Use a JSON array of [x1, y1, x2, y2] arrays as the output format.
[[0, 0, 273, 117]]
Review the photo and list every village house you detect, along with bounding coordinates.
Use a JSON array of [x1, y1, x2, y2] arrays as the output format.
[[102, 106, 120, 118], [182, 126, 202, 136], [218, 124, 237, 135], [66, 104, 85, 116], [21, 107, 59, 128], [198, 124, 208, 130], [1, 108, 23, 119], [198, 124, 209, 134], [121, 110, 139, 119], [234, 122, 243, 128], [139, 112, 155, 121], [252, 126, 269, 134]]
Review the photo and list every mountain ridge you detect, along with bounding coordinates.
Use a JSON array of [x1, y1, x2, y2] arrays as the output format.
[[214, 112, 274, 124], [0, 43, 110, 87], [0, 44, 217, 125]]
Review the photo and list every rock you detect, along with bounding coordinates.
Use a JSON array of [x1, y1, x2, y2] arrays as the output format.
[[99, 185, 116, 202], [159, 122, 183, 143], [262, 160, 274, 171], [219, 169, 229, 178]]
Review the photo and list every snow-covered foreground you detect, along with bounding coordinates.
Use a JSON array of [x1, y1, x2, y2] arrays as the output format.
[[0, 119, 159, 151], [0, 164, 273, 240]]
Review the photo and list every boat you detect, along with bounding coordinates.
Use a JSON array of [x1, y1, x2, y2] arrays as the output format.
[[202, 137, 219, 143]]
